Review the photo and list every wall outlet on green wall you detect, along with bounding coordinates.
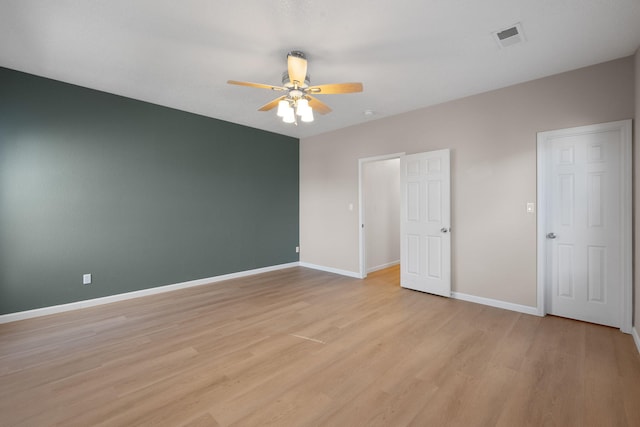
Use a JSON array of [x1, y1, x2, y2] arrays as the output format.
[[83, 274, 92, 285]]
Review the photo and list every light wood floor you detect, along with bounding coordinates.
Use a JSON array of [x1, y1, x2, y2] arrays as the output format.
[[1, 266, 639, 426]]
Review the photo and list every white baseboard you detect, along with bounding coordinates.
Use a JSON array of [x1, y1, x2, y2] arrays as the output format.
[[451, 292, 539, 316], [0, 262, 300, 324], [632, 327, 640, 356], [299, 262, 363, 279], [366, 260, 400, 274], [0, 263, 579, 326]]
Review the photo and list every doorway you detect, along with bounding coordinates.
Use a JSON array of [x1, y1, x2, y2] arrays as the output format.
[[358, 153, 403, 278], [537, 120, 632, 333]]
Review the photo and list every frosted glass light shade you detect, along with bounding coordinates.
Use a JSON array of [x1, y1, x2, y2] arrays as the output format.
[[282, 106, 296, 123], [277, 100, 290, 117], [296, 98, 311, 116], [301, 108, 314, 122]]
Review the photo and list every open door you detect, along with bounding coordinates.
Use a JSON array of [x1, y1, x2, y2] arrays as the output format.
[[400, 149, 451, 296]]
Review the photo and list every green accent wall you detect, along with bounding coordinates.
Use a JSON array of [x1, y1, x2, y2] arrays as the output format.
[[0, 67, 299, 315]]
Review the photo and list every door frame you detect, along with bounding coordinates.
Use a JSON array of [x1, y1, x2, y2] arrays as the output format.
[[536, 119, 632, 333], [358, 152, 405, 279]]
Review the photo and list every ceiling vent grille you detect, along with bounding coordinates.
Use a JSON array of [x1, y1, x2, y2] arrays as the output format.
[[493, 23, 526, 48]]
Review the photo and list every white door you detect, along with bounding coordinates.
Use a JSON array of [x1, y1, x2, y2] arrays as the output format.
[[400, 149, 451, 297], [539, 120, 632, 329]]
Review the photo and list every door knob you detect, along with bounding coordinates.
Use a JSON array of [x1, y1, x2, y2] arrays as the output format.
[[546, 232, 557, 239], [441, 227, 450, 233]]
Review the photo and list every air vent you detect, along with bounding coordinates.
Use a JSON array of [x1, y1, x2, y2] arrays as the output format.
[[493, 22, 526, 48]]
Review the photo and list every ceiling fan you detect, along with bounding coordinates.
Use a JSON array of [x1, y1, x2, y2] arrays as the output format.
[[227, 51, 363, 124]]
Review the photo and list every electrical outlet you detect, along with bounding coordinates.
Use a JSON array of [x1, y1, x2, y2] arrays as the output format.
[[83, 273, 92, 285], [526, 202, 535, 213], [295, 246, 300, 253]]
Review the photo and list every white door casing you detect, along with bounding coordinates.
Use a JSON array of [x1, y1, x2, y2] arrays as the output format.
[[400, 149, 451, 297], [537, 120, 632, 332]]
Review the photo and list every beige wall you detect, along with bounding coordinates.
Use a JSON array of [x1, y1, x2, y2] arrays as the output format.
[[300, 57, 634, 308], [635, 48, 639, 333]]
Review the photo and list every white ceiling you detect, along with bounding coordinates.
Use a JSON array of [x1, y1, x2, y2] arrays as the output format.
[[1, 1, 639, 139]]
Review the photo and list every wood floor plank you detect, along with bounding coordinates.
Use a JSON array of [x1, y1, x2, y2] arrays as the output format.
[[1, 266, 639, 426]]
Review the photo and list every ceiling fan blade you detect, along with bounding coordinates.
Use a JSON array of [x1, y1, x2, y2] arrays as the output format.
[[227, 80, 286, 91], [306, 82, 363, 94], [307, 96, 332, 115], [287, 52, 308, 86], [258, 96, 287, 112]]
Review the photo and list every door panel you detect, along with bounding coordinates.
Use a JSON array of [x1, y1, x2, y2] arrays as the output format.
[[556, 244, 575, 298], [400, 149, 451, 297], [407, 235, 420, 274], [587, 245, 605, 302], [427, 236, 442, 278]]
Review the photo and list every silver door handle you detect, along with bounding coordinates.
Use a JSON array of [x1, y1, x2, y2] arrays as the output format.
[[441, 227, 450, 233], [546, 232, 557, 239]]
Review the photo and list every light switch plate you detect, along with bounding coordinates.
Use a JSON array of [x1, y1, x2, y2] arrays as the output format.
[[526, 202, 535, 213]]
